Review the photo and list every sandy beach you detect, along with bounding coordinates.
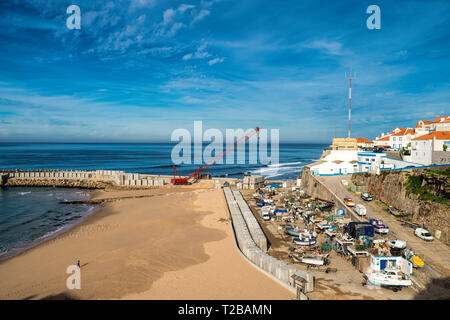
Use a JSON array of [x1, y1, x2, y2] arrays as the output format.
[[0, 185, 294, 300]]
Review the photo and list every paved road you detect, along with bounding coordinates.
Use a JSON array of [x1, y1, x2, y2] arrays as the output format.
[[318, 175, 450, 286]]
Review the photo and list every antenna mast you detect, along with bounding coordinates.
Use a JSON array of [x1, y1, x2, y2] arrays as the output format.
[[346, 70, 355, 138]]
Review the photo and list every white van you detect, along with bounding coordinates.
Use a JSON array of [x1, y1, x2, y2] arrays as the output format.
[[354, 204, 367, 216], [414, 228, 434, 241], [261, 206, 272, 221]]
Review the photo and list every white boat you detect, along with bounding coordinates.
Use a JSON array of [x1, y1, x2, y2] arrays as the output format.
[[365, 269, 412, 289], [370, 219, 390, 235], [301, 254, 329, 266], [293, 232, 316, 246]]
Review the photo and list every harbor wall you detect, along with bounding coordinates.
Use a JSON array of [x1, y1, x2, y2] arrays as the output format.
[[1, 170, 240, 189], [2, 170, 169, 188], [223, 187, 314, 297]]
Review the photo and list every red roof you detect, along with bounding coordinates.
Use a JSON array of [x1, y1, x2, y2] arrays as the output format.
[[391, 128, 415, 136], [374, 136, 390, 141], [413, 131, 450, 141], [431, 116, 450, 124], [415, 120, 432, 128], [357, 137, 373, 143]]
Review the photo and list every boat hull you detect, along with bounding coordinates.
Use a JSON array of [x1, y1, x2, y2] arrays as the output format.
[[374, 227, 390, 235], [367, 278, 412, 287], [366, 273, 412, 287], [293, 237, 316, 246]]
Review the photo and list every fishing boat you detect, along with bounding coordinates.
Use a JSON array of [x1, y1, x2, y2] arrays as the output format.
[[285, 225, 301, 237], [301, 254, 329, 266], [403, 248, 424, 268], [292, 232, 316, 247], [370, 219, 390, 235], [365, 269, 412, 290], [388, 206, 407, 217]]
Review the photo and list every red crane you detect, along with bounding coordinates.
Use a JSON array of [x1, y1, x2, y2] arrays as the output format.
[[171, 127, 260, 184]]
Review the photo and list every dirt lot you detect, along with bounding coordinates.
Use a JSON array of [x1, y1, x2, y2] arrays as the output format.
[[316, 175, 450, 299], [240, 188, 418, 300]]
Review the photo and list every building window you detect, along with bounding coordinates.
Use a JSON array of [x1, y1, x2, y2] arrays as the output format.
[[393, 144, 396, 148], [399, 137, 402, 141], [399, 143, 402, 148], [393, 137, 396, 141]]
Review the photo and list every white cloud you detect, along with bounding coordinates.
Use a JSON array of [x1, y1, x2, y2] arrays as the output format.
[[192, 9, 210, 23], [182, 42, 212, 61], [163, 8, 176, 25], [208, 57, 224, 66], [178, 4, 195, 13], [302, 40, 344, 56]]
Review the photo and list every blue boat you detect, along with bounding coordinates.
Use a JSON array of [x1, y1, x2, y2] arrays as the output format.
[[293, 233, 317, 246]]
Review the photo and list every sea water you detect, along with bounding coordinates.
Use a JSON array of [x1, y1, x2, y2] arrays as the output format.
[[0, 142, 325, 259]]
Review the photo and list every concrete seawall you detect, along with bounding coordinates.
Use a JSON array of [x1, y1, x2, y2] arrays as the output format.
[[223, 187, 314, 298]]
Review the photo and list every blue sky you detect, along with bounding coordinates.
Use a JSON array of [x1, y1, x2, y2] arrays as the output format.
[[0, 0, 449, 143]]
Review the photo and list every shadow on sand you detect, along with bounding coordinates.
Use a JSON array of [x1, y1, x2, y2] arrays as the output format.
[[40, 292, 79, 300], [414, 277, 450, 300]]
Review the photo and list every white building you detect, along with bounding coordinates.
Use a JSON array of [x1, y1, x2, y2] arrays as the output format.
[[308, 150, 423, 176], [415, 116, 450, 134], [410, 131, 450, 165], [309, 150, 359, 176], [356, 137, 374, 149], [373, 135, 391, 148], [389, 128, 415, 150]]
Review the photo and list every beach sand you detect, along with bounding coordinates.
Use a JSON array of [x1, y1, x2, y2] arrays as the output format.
[[0, 186, 294, 300]]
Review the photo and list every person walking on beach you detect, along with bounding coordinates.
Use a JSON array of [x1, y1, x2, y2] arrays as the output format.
[[77, 260, 80, 268]]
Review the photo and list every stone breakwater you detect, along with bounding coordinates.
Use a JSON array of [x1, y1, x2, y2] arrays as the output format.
[[1, 170, 167, 189]]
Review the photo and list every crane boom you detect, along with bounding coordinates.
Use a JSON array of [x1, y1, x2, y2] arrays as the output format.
[[171, 127, 260, 184]]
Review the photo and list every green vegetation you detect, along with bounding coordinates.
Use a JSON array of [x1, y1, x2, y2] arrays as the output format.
[[406, 174, 448, 204], [401, 147, 411, 155], [425, 167, 450, 178]]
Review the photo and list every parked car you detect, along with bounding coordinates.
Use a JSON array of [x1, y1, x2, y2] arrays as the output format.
[[361, 192, 373, 201], [354, 204, 367, 216], [343, 198, 355, 207], [388, 240, 407, 249], [341, 179, 348, 186], [414, 228, 434, 241]]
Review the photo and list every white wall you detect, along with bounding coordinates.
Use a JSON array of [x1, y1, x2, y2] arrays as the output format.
[[411, 140, 433, 165]]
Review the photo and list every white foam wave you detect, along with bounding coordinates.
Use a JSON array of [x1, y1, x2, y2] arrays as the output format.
[[267, 161, 302, 167], [251, 165, 302, 178]]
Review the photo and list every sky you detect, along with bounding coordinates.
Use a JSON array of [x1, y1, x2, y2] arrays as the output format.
[[0, 0, 449, 143]]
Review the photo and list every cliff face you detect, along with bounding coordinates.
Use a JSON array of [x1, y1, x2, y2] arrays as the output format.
[[352, 167, 450, 245]]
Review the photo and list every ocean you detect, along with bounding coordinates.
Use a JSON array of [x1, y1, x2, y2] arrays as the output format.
[[0, 142, 325, 259], [0, 187, 98, 260], [0, 142, 326, 179]]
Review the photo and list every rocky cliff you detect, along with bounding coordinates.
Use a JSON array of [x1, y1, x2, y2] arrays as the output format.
[[351, 167, 450, 245]]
